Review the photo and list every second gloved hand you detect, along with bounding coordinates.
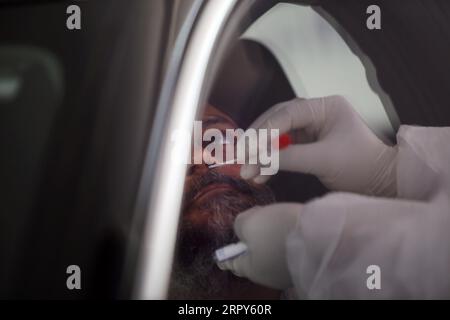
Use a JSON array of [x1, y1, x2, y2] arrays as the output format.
[[240, 95, 398, 197], [216, 203, 302, 290]]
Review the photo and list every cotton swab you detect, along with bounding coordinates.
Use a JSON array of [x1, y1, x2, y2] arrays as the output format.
[[208, 133, 293, 169], [214, 241, 248, 263]]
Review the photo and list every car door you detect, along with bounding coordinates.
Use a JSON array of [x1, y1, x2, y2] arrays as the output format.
[[0, 0, 176, 299], [130, 0, 450, 300]]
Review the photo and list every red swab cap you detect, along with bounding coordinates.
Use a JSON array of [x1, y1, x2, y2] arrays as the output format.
[[277, 133, 293, 150]]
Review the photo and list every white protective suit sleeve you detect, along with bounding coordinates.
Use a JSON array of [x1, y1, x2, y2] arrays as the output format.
[[287, 125, 450, 299]]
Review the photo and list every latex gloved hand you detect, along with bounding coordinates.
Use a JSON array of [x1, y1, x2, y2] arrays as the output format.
[[216, 203, 302, 290], [241, 95, 398, 197]]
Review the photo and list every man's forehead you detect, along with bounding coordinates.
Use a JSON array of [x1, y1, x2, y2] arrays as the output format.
[[202, 105, 237, 128]]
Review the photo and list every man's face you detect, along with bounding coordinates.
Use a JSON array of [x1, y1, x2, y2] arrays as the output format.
[[182, 105, 275, 246], [183, 105, 253, 228], [171, 105, 275, 298]]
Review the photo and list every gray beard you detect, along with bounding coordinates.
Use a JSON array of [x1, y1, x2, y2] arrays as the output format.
[[170, 173, 275, 299]]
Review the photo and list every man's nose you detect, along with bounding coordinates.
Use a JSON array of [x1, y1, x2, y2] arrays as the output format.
[[188, 144, 218, 176]]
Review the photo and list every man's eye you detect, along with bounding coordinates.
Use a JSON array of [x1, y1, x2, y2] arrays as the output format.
[[202, 134, 232, 148]]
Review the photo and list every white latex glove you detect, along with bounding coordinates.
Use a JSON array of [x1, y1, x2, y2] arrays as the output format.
[[241, 95, 398, 197], [216, 203, 302, 290]]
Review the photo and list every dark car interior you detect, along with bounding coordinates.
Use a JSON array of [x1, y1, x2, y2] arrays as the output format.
[[0, 0, 170, 299]]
